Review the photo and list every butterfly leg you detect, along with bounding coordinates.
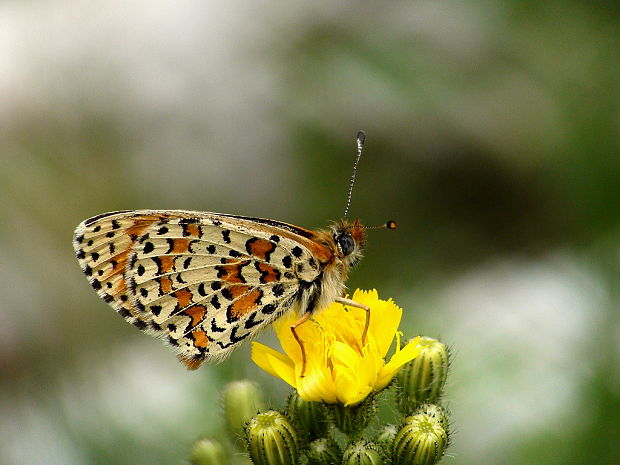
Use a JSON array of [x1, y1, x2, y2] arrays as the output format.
[[290, 311, 312, 377], [335, 297, 371, 345]]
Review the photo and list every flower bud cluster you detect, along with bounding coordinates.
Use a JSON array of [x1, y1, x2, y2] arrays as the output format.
[[188, 336, 451, 464]]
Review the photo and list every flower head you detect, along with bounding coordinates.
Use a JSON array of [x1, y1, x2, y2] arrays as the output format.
[[252, 289, 421, 406]]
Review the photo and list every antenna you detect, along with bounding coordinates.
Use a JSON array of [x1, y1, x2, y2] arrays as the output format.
[[347, 220, 398, 231], [343, 130, 366, 219]]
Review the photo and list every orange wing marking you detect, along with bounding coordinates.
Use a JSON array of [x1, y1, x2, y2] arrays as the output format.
[[185, 223, 201, 237], [229, 289, 262, 318], [159, 256, 175, 273], [246, 238, 276, 261], [173, 289, 193, 308], [184, 305, 207, 327], [170, 239, 191, 254], [256, 262, 280, 283], [192, 330, 210, 348], [216, 259, 250, 284], [159, 276, 173, 294]]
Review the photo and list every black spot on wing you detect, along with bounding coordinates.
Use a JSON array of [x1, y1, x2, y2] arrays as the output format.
[[272, 284, 285, 297], [262, 304, 276, 314], [143, 242, 155, 254], [244, 312, 262, 329], [118, 308, 131, 319]]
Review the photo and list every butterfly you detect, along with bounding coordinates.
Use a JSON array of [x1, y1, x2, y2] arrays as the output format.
[[73, 131, 395, 371]]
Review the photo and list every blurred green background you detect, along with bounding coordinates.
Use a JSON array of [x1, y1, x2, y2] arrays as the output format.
[[1, 1, 619, 464]]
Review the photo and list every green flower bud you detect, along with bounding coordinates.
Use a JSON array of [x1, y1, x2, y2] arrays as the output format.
[[222, 380, 265, 436], [342, 440, 383, 465], [397, 337, 449, 412], [305, 437, 341, 465], [286, 392, 328, 442], [393, 404, 449, 465], [327, 396, 376, 437], [245, 410, 298, 465], [190, 438, 228, 465]]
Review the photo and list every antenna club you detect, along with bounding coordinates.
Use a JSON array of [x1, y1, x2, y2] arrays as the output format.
[[356, 130, 366, 144], [386, 220, 398, 230]]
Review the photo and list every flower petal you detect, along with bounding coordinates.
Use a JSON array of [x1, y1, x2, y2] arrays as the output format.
[[251, 342, 297, 388], [296, 367, 338, 403], [376, 338, 422, 390]]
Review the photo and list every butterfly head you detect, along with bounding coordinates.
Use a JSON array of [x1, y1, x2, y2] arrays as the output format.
[[333, 219, 366, 268]]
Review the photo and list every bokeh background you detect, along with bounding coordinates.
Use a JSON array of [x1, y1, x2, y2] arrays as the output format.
[[1, 1, 619, 464]]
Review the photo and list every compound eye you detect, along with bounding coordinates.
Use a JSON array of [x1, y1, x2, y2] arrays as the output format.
[[337, 233, 355, 256]]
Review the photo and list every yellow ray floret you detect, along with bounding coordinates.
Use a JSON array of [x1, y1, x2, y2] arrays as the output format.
[[252, 289, 422, 407]]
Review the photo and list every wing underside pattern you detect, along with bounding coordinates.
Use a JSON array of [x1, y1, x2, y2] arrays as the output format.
[[73, 210, 325, 367]]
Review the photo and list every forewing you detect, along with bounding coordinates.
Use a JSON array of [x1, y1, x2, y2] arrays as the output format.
[[73, 210, 327, 368]]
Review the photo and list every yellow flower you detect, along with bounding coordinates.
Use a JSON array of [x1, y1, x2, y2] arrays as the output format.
[[252, 289, 422, 407]]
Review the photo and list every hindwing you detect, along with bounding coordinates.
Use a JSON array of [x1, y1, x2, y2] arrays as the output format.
[[73, 209, 332, 368]]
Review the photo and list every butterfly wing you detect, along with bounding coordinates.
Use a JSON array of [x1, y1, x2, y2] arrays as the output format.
[[73, 210, 333, 368]]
